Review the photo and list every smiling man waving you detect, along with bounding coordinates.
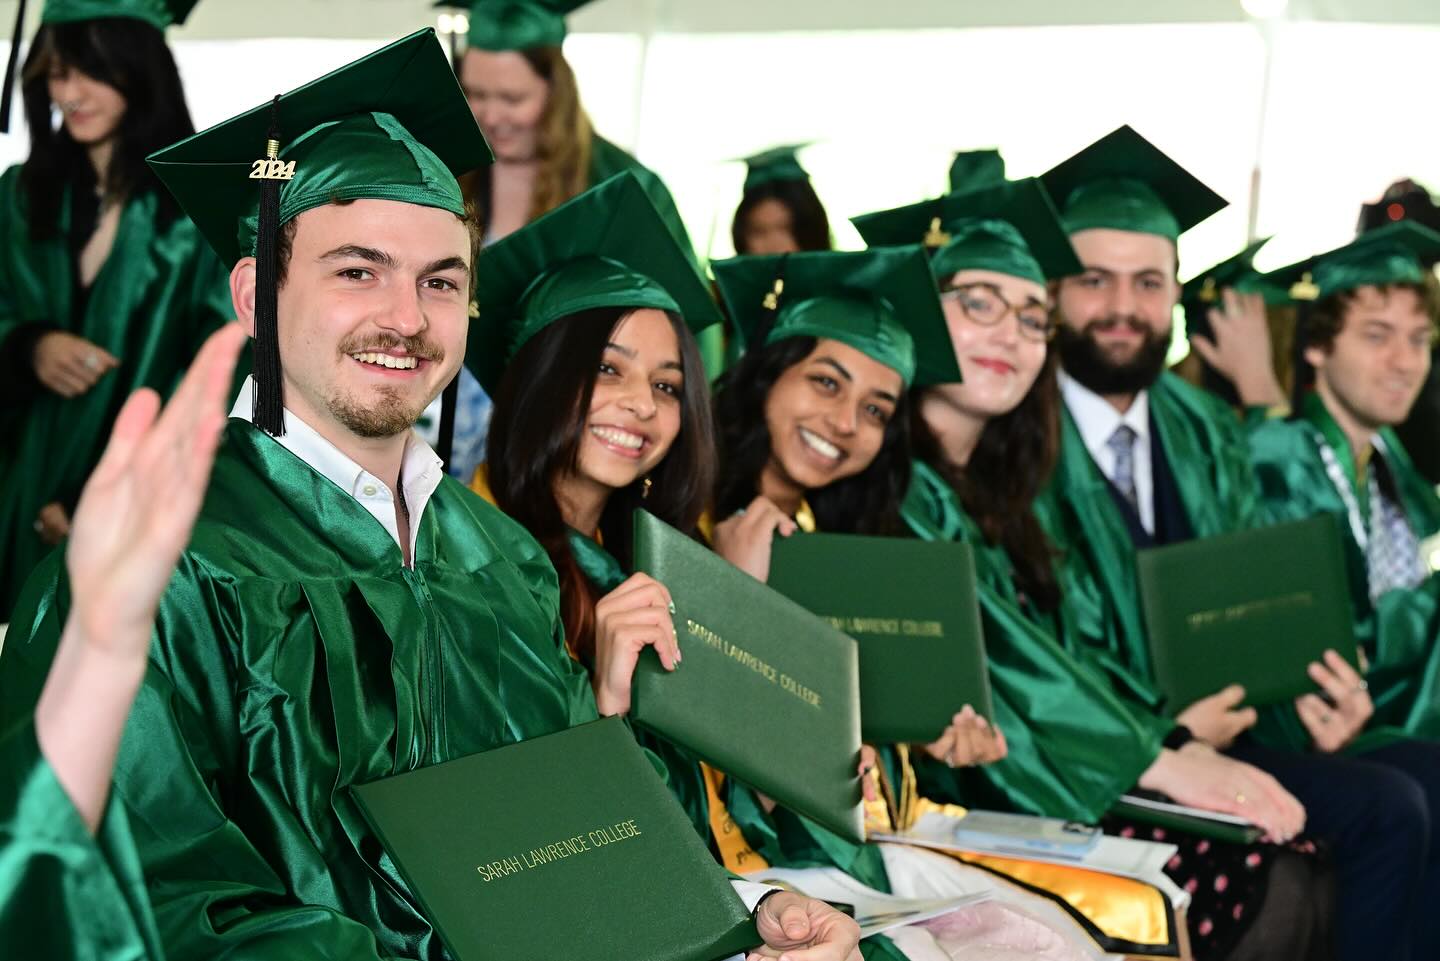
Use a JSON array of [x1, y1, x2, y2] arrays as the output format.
[[0, 30, 859, 961]]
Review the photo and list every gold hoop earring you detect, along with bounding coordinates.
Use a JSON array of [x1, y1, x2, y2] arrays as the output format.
[[641, 476, 653, 499]]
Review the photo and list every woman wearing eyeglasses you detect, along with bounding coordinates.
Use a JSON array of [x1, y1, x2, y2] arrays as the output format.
[[854, 177, 1334, 961]]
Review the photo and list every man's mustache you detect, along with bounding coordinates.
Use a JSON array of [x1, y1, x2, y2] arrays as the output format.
[[1083, 315, 1153, 337], [338, 333, 445, 362]]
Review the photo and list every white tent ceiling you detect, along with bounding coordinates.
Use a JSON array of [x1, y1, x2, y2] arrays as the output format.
[[3, 0, 1440, 40]]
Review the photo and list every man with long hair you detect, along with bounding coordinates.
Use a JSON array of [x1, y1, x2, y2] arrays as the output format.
[[1037, 125, 1440, 961]]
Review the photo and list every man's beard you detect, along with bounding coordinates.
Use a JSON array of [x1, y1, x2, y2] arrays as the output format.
[[1055, 315, 1171, 396], [328, 332, 444, 438], [329, 387, 423, 438]]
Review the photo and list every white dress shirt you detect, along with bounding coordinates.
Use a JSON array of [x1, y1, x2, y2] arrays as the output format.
[[1059, 371, 1155, 535], [229, 377, 444, 563]]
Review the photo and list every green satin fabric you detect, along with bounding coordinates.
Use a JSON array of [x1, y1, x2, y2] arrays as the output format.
[[0, 167, 234, 620], [1060, 177, 1180, 241], [509, 257, 680, 358], [566, 533, 907, 961], [466, 0, 568, 51], [0, 718, 165, 960], [899, 460, 1164, 822], [766, 295, 915, 386], [1312, 247, 1426, 300], [1248, 412, 1440, 749], [931, 218, 1045, 286], [237, 112, 465, 258], [41, 0, 191, 29], [1036, 372, 1261, 704], [0, 420, 597, 960]]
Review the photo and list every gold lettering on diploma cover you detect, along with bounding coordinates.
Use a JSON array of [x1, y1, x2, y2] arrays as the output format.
[[1184, 591, 1315, 632], [686, 619, 822, 708], [821, 615, 944, 638], [475, 820, 644, 882]]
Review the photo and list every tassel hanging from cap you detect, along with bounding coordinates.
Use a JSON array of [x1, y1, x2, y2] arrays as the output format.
[[252, 95, 287, 436], [0, 0, 30, 133], [923, 216, 951, 249]]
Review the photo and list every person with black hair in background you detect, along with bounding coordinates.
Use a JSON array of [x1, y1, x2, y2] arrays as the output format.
[[0, 0, 233, 620], [731, 145, 832, 256]]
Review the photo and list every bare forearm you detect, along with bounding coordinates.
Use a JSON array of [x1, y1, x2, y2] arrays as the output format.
[[34, 621, 148, 833]]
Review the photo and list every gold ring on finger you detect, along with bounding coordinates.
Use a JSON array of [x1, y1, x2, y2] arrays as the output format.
[[1235, 792, 1247, 805]]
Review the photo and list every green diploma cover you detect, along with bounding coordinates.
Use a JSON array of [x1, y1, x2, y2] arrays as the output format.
[[768, 532, 994, 743], [352, 717, 757, 961], [1136, 515, 1360, 711], [630, 510, 867, 843]]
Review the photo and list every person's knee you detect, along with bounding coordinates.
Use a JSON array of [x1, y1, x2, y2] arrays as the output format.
[[1363, 765, 1430, 852]]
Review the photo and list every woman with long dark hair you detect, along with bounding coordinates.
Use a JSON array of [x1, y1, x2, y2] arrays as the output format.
[[731, 146, 832, 256], [471, 180, 1106, 961], [0, 1, 233, 619], [855, 175, 1334, 961]]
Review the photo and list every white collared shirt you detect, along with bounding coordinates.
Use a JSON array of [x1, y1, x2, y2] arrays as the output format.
[[1059, 371, 1155, 535], [229, 377, 444, 563]]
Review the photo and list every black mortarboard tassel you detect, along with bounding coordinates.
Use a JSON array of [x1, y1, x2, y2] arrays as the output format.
[[0, 0, 29, 133], [252, 95, 286, 436]]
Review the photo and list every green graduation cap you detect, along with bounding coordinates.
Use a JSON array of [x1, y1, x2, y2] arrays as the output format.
[[435, 0, 590, 51], [1267, 220, 1440, 304], [466, 170, 722, 395], [40, 0, 198, 28], [949, 149, 1006, 195], [1040, 125, 1227, 241], [1181, 237, 1287, 309], [852, 176, 1082, 285], [711, 247, 960, 387], [148, 28, 492, 436], [741, 144, 811, 192]]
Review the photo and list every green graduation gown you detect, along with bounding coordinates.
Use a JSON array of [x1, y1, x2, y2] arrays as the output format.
[[0, 166, 234, 619], [1034, 371, 1261, 706], [899, 460, 1167, 821], [0, 420, 596, 960], [0, 719, 164, 960], [1248, 398, 1440, 744]]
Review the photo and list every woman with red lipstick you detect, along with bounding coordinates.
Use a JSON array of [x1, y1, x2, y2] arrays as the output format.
[[855, 176, 1334, 961], [0, 0, 232, 620]]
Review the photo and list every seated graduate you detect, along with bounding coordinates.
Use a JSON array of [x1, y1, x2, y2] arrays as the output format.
[[732, 146, 833, 256], [1241, 224, 1440, 750], [854, 175, 1330, 961], [1034, 124, 1440, 961], [0, 33, 859, 961], [0, 323, 244, 958], [706, 245, 1189, 958], [467, 175, 1089, 961]]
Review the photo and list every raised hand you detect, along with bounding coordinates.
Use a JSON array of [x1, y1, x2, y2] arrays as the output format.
[[35, 323, 246, 833], [592, 572, 678, 716], [1188, 288, 1286, 408]]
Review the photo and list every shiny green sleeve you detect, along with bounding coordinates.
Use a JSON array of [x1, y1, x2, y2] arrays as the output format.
[[6, 556, 412, 961], [0, 718, 165, 961]]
